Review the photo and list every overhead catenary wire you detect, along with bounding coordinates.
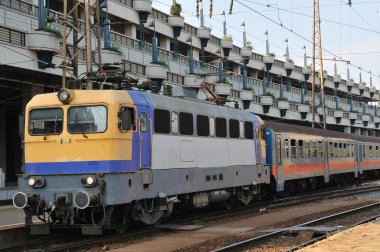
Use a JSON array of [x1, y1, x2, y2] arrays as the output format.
[[235, 0, 380, 80]]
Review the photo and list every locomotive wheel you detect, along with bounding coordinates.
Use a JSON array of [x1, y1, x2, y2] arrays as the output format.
[[224, 197, 234, 210], [113, 205, 131, 234]]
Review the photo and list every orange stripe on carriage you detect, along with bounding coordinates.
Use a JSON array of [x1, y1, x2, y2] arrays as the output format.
[[272, 165, 278, 176], [362, 160, 380, 168], [328, 160, 355, 170], [283, 162, 324, 175]]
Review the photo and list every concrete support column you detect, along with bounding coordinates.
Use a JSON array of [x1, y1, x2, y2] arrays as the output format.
[[233, 64, 241, 75], [361, 128, 368, 136], [354, 127, 361, 135], [344, 126, 351, 134], [193, 48, 200, 61], [125, 24, 137, 39], [159, 36, 170, 50]]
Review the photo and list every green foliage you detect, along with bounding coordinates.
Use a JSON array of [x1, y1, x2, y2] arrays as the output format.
[[286, 59, 294, 63], [222, 34, 233, 40], [44, 27, 63, 40], [266, 52, 275, 57], [152, 60, 169, 68], [106, 45, 124, 56], [262, 91, 274, 97], [242, 86, 254, 91], [244, 44, 253, 50], [170, 0, 182, 16], [277, 96, 288, 101]]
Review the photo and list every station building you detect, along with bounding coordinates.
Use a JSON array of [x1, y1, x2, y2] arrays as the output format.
[[0, 0, 379, 188]]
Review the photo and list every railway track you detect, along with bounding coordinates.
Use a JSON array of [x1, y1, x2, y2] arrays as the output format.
[[1, 183, 380, 252], [211, 202, 380, 252]]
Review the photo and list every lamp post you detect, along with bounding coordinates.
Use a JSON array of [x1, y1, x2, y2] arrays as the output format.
[[148, 19, 158, 63], [186, 36, 194, 74]]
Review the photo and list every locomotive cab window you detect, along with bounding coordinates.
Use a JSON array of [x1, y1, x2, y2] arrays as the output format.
[[119, 107, 135, 132], [29, 108, 63, 135], [244, 121, 253, 139], [68, 105, 107, 133]]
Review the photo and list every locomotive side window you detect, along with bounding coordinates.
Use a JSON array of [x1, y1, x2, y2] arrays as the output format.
[[179, 112, 193, 135], [239, 121, 244, 139], [68, 105, 107, 133], [140, 112, 147, 132], [369, 145, 373, 158], [215, 117, 227, 138], [244, 121, 253, 139], [260, 124, 266, 140], [229, 119, 239, 138], [209, 118, 215, 137], [197, 115, 209, 136], [171, 112, 178, 134], [29, 108, 63, 135], [154, 109, 170, 134]]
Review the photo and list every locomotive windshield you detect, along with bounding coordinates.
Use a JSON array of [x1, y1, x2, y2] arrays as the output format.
[[68, 105, 107, 133], [29, 108, 63, 135]]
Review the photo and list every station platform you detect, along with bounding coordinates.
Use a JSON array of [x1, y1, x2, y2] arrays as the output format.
[[298, 219, 380, 252], [0, 186, 17, 202]]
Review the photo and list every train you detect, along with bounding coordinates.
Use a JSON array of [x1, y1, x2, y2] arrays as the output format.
[[12, 87, 380, 235]]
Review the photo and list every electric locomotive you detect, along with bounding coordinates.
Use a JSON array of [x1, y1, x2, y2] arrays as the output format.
[[13, 88, 270, 235]]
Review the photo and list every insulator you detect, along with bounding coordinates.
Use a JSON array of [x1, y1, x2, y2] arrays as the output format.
[[209, 0, 213, 17]]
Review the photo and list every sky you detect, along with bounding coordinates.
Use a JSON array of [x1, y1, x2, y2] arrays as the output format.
[[152, 0, 380, 87]]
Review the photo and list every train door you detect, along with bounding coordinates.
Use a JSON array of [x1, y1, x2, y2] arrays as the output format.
[[323, 138, 329, 183], [275, 135, 285, 192], [136, 105, 151, 169], [358, 143, 363, 175]]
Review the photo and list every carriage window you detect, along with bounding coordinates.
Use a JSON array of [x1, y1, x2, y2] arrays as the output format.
[[29, 108, 63, 135], [68, 106, 107, 133], [171, 112, 178, 134], [312, 142, 317, 158], [197, 115, 209, 136], [244, 121, 253, 139], [285, 139, 289, 159], [291, 139, 297, 158], [229, 119, 239, 138], [154, 109, 170, 133], [215, 117, 227, 137], [318, 141, 323, 158], [140, 112, 147, 132], [369, 145, 373, 158], [209, 118, 215, 137], [305, 141, 311, 159], [298, 140, 304, 159], [329, 142, 334, 158], [179, 112, 193, 135]]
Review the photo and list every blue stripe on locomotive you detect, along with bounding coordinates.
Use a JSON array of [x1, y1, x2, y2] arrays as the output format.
[[25, 91, 154, 175]]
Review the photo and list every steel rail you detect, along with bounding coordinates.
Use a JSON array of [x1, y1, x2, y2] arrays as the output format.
[[285, 213, 380, 252], [210, 202, 380, 252], [2, 184, 380, 252]]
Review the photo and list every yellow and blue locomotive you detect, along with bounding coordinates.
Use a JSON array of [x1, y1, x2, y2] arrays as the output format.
[[13, 88, 269, 234]]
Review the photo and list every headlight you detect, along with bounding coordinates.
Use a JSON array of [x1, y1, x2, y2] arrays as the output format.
[[57, 89, 74, 104], [86, 176, 95, 186], [28, 178, 36, 186]]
